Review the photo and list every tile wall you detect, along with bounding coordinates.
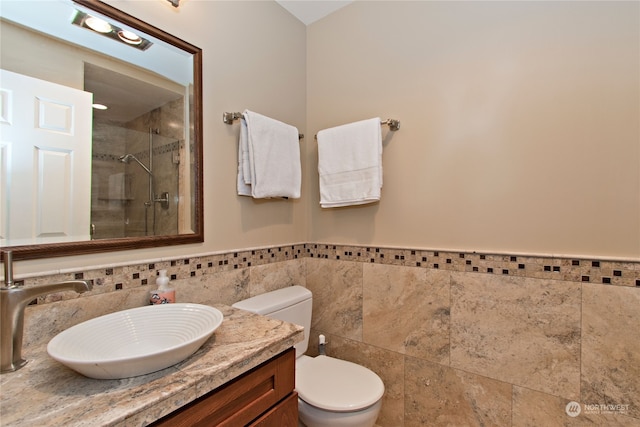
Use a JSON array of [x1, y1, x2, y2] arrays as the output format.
[[90, 97, 183, 239], [304, 244, 640, 426], [19, 243, 640, 426]]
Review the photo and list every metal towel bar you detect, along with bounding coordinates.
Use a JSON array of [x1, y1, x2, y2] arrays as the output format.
[[223, 112, 401, 140], [223, 112, 304, 140], [380, 118, 401, 131], [313, 118, 401, 139]]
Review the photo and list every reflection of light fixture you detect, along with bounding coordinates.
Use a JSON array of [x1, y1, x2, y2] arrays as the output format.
[[167, 0, 180, 7], [85, 17, 111, 33], [117, 30, 142, 45], [92, 103, 108, 110], [71, 10, 153, 51]]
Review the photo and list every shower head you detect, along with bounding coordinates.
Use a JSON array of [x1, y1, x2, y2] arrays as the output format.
[[118, 153, 152, 176], [118, 154, 134, 163]]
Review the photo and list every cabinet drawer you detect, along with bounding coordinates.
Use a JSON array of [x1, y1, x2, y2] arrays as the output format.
[[250, 392, 298, 427], [151, 348, 295, 427]]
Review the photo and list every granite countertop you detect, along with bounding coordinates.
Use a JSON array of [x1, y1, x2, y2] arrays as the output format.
[[0, 305, 304, 427]]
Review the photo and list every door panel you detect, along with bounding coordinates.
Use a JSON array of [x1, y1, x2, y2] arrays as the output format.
[[0, 69, 92, 245]]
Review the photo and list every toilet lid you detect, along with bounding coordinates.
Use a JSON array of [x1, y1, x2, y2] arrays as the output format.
[[296, 356, 384, 412]]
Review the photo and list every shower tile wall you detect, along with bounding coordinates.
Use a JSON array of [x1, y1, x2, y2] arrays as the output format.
[[120, 131, 181, 237], [20, 244, 640, 426], [124, 97, 182, 237], [91, 122, 129, 238], [91, 96, 184, 238]]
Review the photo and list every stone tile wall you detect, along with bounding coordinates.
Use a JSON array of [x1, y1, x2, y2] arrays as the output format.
[[18, 243, 640, 426], [22, 245, 306, 348], [304, 245, 640, 426]]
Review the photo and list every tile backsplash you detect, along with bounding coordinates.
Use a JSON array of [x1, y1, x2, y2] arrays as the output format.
[[305, 244, 640, 287], [19, 243, 639, 305], [22, 244, 307, 304]]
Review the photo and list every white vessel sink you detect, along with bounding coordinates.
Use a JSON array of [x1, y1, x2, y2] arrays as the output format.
[[47, 303, 223, 379]]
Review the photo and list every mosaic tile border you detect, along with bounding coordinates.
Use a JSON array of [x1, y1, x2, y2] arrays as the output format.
[[22, 245, 307, 303], [92, 139, 180, 163], [305, 244, 640, 288], [19, 243, 639, 305]]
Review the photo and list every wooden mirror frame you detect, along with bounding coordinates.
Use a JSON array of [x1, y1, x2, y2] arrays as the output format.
[[2, 0, 203, 261]]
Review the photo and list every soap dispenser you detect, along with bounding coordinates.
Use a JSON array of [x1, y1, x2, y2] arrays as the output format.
[[149, 270, 175, 304]]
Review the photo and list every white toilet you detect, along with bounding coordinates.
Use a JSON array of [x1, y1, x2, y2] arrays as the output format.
[[232, 286, 384, 427]]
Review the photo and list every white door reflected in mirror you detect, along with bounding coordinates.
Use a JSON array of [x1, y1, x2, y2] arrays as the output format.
[[0, 69, 92, 246]]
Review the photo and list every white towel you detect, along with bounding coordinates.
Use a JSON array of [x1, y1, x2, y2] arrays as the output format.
[[317, 118, 382, 208], [237, 110, 301, 199], [237, 117, 252, 196]]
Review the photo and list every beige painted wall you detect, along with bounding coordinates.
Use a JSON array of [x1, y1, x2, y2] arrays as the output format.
[[11, 0, 308, 275], [306, 1, 639, 259], [8, 0, 639, 276]]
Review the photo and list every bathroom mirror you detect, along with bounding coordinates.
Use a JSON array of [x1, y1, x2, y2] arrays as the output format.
[[0, 0, 203, 260]]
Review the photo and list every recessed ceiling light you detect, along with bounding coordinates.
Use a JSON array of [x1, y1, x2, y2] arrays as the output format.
[[92, 103, 108, 110], [72, 10, 153, 51], [85, 16, 112, 34], [117, 30, 142, 45]]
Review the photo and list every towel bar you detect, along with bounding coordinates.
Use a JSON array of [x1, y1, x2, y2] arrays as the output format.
[[380, 119, 401, 131], [223, 112, 242, 124], [313, 118, 401, 139], [223, 112, 304, 140]]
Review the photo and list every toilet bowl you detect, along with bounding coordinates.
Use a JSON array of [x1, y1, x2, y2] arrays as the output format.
[[232, 286, 384, 427], [296, 354, 384, 427]]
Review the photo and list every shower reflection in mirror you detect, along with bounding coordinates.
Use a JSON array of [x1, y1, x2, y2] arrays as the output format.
[[91, 126, 181, 239]]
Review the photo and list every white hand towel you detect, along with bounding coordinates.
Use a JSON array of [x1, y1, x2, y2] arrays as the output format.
[[237, 117, 252, 196], [317, 118, 382, 208], [239, 110, 301, 199]]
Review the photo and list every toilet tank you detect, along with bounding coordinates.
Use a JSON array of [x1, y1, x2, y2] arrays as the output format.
[[232, 286, 312, 357]]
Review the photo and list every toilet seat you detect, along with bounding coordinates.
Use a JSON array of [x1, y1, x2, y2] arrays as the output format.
[[296, 355, 384, 412]]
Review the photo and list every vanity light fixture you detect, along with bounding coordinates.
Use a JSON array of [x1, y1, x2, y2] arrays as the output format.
[[117, 30, 142, 45], [84, 16, 111, 33], [71, 10, 152, 51], [166, 0, 180, 7]]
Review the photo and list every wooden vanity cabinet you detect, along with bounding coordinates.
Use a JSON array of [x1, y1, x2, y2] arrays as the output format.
[[151, 348, 297, 427]]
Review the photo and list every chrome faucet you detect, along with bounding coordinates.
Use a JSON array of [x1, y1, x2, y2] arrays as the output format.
[[1, 251, 93, 373]]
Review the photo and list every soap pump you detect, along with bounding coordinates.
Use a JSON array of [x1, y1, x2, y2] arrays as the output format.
[[149, 270, 175, 304]]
